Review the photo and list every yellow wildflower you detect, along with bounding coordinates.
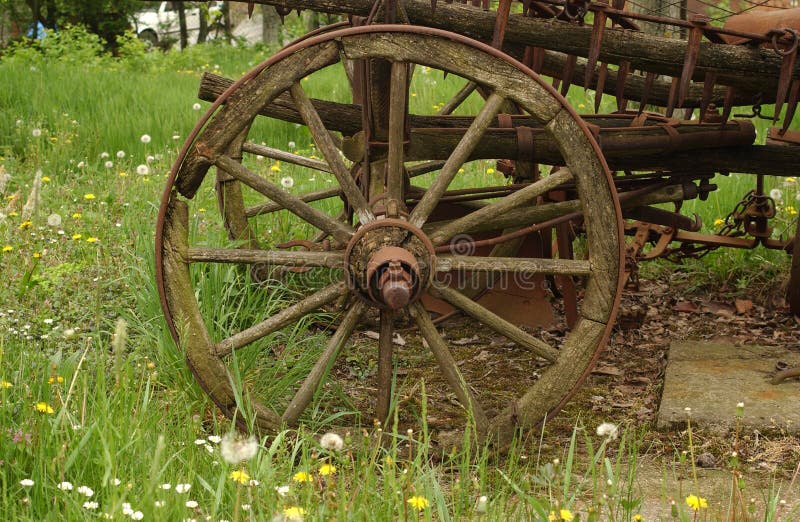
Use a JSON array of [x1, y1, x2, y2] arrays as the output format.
[[41, 176, 51, 182], [33, 252, 41, 259], [84, 193, 95, 200], [786, 206, 797, 215], [283, 506, 306, 520], [228, 469, 250, 485], [19, 220, 32, 230], [318, 463, 336, 477], [486, 168, 495, 174], [685, 495, 708, 511], [2, 246, 12, 253], [1, 380, 12, 388], [407, 496, 429, 511], [48, 376, 64, 384], [270, 163, 281, 173], [8, 211, 17, 216], [292, 471, 312, 483], [72, 212, 82, 219], [714, 218, 725, 226], [198, 208, 206, 213], [86, 237, 98, 243], [35, 402, 55, 414], [50, 137, 58, 143], [549, 510, 574, 521], [72, 234, 82, 240], [786, 176, 796, 183], [633, 515, 643, 521], [119, 172, 127, 177]]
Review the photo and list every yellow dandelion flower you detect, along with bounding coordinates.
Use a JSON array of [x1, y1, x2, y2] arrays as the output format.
[[119, 172, 128, 177], [72, 212, 82, 219], [407, 496, 429, 511], [685, 495, 708, 511], [786, 176, 796, 183], [559, 509, 574, 521], [47, 376, 64, 384], [8, 211, 17, 216], [72, 234, 82, 240], [19, 221, 32, 230], [318, 463, 336, 477], [384, 456, 394, 466], [228, 469, 250, 485], [786, 205, 797, 215], [270, 163, 281, 173], [578, 103, 586, 109], [2, 245, 12, 253], [86, 237, 98, 243], [714, 218, 725, 226], [50, 137, 58, 143], [198, 208, 206, 213], [84, 193, 95, 200], [486, 168, 495, 174], [33, 252, 41, 259], [633, 515, 643, 521], [35, 402, 54, 414], [283, 506, 306, 520], [292, 471, 312, 483], [1, 380, 12, 388], [6, 194, 15, 200], [42, 176, 51, 182]]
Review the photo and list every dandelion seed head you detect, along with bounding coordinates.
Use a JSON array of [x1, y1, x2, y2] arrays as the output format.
[[116, 150, 125, 159], [32, 128, 41, 137], [596, 422, 619, 440], [220, 433, 258, 464], [140, 134, 151, 144], [20, 479, 34, 487], [280, 176, 294, 189], [47, 213, 62, 227], [192, 103, 202, 111], [320, 432, 344, 451], [136, 164, 149, 176], [104, 161, 114, 169]]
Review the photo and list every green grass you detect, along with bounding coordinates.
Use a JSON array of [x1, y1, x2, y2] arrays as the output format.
[[0, 30, 798, 521]]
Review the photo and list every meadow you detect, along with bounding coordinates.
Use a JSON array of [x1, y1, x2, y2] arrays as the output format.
[[0, 26, 798, 521]]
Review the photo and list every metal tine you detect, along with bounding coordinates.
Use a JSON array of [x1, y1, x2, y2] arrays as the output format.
[[721, 86, 735, 123], [678, 15, 708, 108], [683, 107, 694, 120], [491, 0, 514, 49], [699, 71, 717, 123], [781, 80, 800, 135], [638, 72, 656, 115], [666, 77, 679, 118], [594, 62, 608, 113], [773, 30, 799, 124], [560, 54, 577, 96], [247, 1, 255, 17], [584, 0, 609, 90], [616, 61, 630, 111]]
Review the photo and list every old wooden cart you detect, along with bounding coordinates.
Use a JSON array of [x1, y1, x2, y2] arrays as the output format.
[[155, 0, 800, 446]]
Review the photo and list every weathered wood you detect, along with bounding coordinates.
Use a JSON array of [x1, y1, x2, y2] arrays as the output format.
[[242, 142, 331, 172], [187, 247, 343, 267], [160, 197, 282, 430], [435, 255, 592, 277], [214, 282, 348, 356], [410, 92, 506, 227], [387, 61, 409, 203], [215, 154, 354, 243], [177, 41, 340, 199], [376, 309, 395, 423], [282, 300, 365, 425], [290, 82, 374, 224], [220, 0, 792, 96], [245, 186, 341, 217], [788, 216, 800, 316], [429, 285, 559, 362], [429, 168, 574, 245], [409, 301, 489, 435]]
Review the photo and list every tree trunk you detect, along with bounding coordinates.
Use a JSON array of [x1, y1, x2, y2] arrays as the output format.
[[261, 5, 281, 45], [177, 1, 188, 49], [198, 3, 209, 43]]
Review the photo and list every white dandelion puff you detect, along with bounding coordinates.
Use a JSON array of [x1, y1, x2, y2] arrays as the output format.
[[57, 481, 73, 491], [280, 176, 294, 189], [220, 433, 259, 464], [320, 432, 344, 451], [136, 164, 149, 176], [288, 141, 296, 149], [20, 479, 35, 487], [192, 103, 202, 111], [47, 213, 62, 227], [77, 161, 85, 169], [140, 134, 151, 144], [116, 150, 125, 159], [770, 188, 783, 201], [275, 485, 290, 497], [100, 152, 110, 159], [130, 511, 144, 520], [104, 161, 113, 169], [32, 128, 42, 138], [474, 495, 488, 514], [596, 422, 619, 441]]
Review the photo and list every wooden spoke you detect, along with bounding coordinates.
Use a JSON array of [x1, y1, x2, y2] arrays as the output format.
[[435, 255, 591, 277], [282, 300, 366, 425], [409, 302, 489, 435], [437, 80, 478, 115], [407, 160, 445, 178], [428, 285, 560, 362], [289, 82, 374, 225], [429, 168, 574, 245], [376, 309, 395, 424], [214, 282, 348, 356], [245, 187, 341, 218], [215, 154, 353, 244], [187, 248, 343, 267], [242, 142, 332, 173], [409, 92, 506, 227], [387, 61, 409, 203]]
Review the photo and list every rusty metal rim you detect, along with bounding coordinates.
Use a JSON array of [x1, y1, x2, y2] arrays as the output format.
[[155, 24, 625, 431]]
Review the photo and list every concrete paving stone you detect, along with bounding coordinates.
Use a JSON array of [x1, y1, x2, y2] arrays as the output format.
[[657, 340, 800, 433]]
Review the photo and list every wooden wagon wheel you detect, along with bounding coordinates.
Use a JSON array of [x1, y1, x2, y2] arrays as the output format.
[[156, 26, 624, 447]]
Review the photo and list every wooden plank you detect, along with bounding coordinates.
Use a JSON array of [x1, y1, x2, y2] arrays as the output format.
[[187, 248, 343, 267]]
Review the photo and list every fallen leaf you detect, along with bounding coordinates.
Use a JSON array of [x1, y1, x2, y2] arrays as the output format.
[[592, 365, 623, 376], [674, 301, 699, 313], [452, 335, 480, 346], [735, 299, 753, 315]]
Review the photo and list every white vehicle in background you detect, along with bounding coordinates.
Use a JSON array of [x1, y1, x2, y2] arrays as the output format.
[[133, 1, 224, 47]]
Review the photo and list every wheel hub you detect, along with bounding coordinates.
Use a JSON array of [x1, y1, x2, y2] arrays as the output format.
[[344, 218, 435, 310]]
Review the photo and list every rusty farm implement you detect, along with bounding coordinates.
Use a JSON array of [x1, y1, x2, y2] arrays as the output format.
[[155, 0, 800, 446]]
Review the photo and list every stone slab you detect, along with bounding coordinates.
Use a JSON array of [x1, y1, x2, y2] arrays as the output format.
[[657, 340, 800, 433]]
